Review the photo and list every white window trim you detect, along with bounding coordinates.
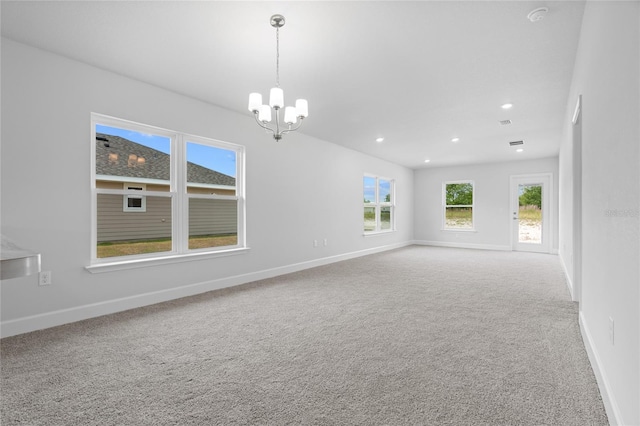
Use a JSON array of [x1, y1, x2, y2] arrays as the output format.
[[89, 113, 247, 271], [85, 247, 250, 273], [96, 175, 169, 186], [123, 182, 146, 212], [442, 180, 475, 231], [363, 174, 396, 235]]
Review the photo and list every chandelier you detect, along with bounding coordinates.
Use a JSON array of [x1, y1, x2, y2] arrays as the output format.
[[248, 14, 308, 141]]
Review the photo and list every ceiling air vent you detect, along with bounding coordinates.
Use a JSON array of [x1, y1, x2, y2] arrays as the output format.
[[509, 140, 524, 146], [499, 119, 512, 125]]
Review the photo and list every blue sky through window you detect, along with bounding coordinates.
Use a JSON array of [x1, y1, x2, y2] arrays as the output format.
[[186, 142, 236, 178], [363, 176, 376, 203], [96, 124, 236, 177], [379, 179, 391, 202]]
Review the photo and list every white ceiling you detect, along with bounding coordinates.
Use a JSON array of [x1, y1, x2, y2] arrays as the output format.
[[0, 1, 585, 169]]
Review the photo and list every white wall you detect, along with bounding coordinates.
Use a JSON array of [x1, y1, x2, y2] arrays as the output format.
[[558, 102, 576, 297], [558, 2, 639, 425], [0, 39, 414, 336], [413, 158, 559, 252]]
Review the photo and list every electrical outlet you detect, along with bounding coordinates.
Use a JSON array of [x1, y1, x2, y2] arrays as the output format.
[[313, 240, 318, 248], [323, 238, 328, 246], [609, 317, 614, 345], [39, 271, 52, 286]]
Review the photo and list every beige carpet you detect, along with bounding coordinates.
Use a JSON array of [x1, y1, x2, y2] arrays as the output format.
[[1, 246, 608, 425]]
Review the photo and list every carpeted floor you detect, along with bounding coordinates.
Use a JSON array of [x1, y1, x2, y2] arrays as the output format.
[[1, 246, 608, 425]]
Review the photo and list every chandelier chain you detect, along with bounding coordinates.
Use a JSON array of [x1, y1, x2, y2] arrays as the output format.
[[276, 26, 280, 88]]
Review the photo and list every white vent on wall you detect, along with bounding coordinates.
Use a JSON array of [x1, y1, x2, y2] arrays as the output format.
[[500, 120, 512, 125], [509, 140, 524, 146]]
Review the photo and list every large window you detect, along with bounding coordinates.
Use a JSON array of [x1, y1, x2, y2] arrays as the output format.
[[363, 175, 395, 233], [91, 114, 245, 265], [443, 181, 474, 230]]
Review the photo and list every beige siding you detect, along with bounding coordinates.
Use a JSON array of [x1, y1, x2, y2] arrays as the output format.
[[97, 194, 172, 242], [97, 194, 237, 242], [96, 180, 233, 194], [187, 187, 235, 196], [147, 183, 170, 192], [96, 181, 123, 190], [189, 198, 237, 236], [96, 181, 170, 192]]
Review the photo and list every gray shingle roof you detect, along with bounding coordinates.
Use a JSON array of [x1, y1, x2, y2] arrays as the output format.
[[95, 133, 235, 187]]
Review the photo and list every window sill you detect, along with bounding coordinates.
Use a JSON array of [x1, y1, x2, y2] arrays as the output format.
[[86, 247, 250, 274], [363, 230, 396, 237]]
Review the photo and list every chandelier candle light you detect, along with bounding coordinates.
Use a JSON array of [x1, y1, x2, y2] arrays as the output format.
[[248, 14, 308, 141]]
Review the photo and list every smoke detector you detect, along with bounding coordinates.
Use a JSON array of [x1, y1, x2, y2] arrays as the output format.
[[527, 7, 549, 22]]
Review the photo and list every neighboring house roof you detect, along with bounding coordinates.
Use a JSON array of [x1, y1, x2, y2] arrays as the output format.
[[95, 133, 235, 187]]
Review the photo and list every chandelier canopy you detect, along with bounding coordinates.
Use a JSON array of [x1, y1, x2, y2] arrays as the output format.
[[248, 14, 308, 141]]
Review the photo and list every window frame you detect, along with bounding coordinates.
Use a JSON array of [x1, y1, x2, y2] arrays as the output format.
[[442, 180, 475, 231], [88, 113, 247, 272], [363, 174, 396, 235]]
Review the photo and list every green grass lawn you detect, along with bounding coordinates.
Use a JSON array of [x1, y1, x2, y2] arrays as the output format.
[[363, 210, 391, 231], [97, 234, 238, 258], [444, 207, 541, 228], [445, 208, 473, 228], [518, 207, 542, 222]]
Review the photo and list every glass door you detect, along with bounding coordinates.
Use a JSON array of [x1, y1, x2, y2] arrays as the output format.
[[511, 174, 552, 253]]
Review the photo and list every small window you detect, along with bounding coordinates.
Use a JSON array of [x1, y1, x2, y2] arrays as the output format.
[[123, 183, 146, 212], [444, 181, 474, 230], [364, 175, 395, 233]]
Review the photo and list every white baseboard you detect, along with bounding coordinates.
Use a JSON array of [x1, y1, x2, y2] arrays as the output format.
[[412, 240, 511, 251], [1, 241, 411, 338], [558, 253, 575, 301], [579, 312, 620, 426]]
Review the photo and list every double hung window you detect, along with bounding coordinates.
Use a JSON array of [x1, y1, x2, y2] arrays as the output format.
[[91, 114, 245, 265], [363, 175, 395, 233], [443, 181, 474, 230]]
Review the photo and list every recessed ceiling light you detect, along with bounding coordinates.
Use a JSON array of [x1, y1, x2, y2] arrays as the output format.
[[501, 103, 513, 109], [375, 137, 384, 143], [424, 159, 431, 163], [516, 148, 524, 152], [451, 137, 460, 143]]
